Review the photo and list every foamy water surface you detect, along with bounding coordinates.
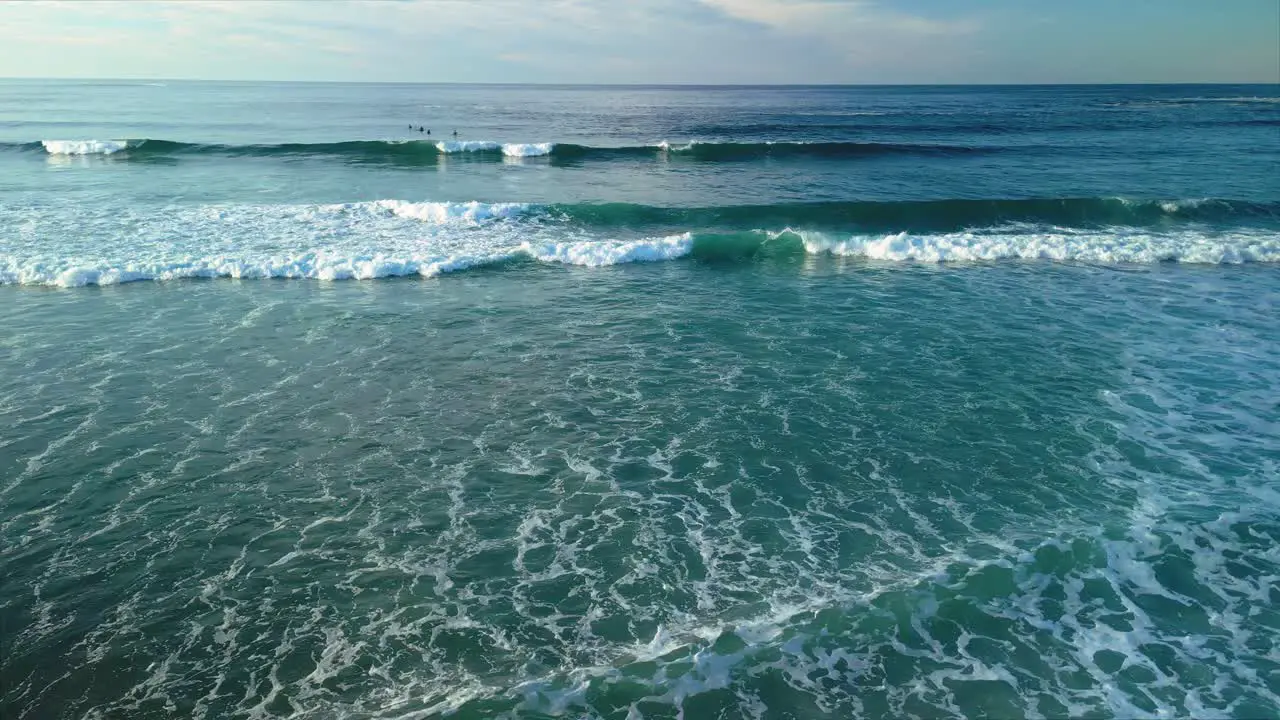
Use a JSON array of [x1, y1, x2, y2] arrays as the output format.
[[1, 81, 1278, 719], [2, 262, 1277, 718]]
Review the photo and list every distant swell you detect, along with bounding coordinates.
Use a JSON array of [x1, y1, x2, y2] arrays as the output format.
[[14, 138, 996, 163]]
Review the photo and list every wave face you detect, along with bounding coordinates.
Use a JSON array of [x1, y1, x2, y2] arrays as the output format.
[[5, 138, 996, 163], [547, 197, 1280, 233], [2, 197, 1278, 287], [787, 227, 1280, 263]]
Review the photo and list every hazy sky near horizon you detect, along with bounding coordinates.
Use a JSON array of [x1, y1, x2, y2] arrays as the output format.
[[1, 0, 1277, 84]]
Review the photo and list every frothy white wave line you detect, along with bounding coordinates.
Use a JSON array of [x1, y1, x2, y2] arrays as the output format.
[[1114, 196, 1220, 214], [0, 234, 697, 287], [325, 199, 535, 224], [789, 227, 1280, 264], [0, 253, 507, 287], [655, 140, 814, 151], [433, 140, 557, 157], [501, 142, 555, 157], [4, 194, 1279, 289], [434, 140, 501, 153], [521, 233, 694, 266], [41, 140, 131, 155]]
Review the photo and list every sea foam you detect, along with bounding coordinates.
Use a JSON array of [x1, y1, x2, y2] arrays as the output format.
[[0, 238, 697, 288], [334, 199, 534, 224], [41, 140, 131, 155], [3, 199, 1280, 288], [791, 227, 1280, 264], [434, 140, 501, 153], [433, 141, 556, 157], [521, 233, 695, 266], [501, 143, 555, 157]]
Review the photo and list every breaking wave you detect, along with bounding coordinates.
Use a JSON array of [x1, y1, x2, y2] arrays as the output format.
[[1, 196, 1278, 287], [10, 138, 998, 163], [549, 196, 1280, 232], [40, 139, 133, 155]]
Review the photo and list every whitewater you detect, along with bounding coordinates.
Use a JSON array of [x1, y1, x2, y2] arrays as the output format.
[[3, 198, 1279, 287]]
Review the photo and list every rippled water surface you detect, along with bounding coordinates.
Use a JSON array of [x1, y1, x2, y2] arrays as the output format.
[[4, 261, 1279, 718], [1, 82, 1279, 719]]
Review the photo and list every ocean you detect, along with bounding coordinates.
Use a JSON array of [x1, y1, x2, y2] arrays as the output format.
[[1, 80, 1278, 719]]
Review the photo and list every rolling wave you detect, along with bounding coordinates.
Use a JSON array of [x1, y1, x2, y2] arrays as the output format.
[[4, 226, 1278, 288], [40, 139, 133, 155], [546, 197, 1280, 232], [2, 196, 1278, 287], [302, 196, 1280, 231], [11, 138, 998, 163]]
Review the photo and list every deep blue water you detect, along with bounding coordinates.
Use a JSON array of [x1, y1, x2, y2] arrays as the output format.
[[1, 82, 1278, 719]]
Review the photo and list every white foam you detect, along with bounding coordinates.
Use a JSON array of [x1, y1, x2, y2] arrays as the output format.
[[1114, 196, 1219, 214], [0, 197, 706, 287], [0, 252, 516, 287], [521, 233, 694, 266], [655, 140, 801, 152], [434, 140, 501, 153], [501, 143, 555, 157], [4, 198, 1280, 289], [41, 140, 130, 155], [342, 199, 534, 224], [11, 250, 1274, 720], [791, 227, 1280, 264], [0, 237, 703, 287], [0, 199, 533, 287]]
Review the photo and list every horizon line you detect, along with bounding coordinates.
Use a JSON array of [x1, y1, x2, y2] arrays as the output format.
[[1, 76, 1277, 88]]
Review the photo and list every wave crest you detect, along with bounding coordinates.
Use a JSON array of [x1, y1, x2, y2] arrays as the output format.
[[434, 140, 501, 153], [0, 233, 699, 288], [41, 139, 132, 155], [501, 142, 556, 157], [12, 138, 993, 163], [791, 227, 1280, 264], [3, 197, 1278, 288], [330, 199, 534, 224]]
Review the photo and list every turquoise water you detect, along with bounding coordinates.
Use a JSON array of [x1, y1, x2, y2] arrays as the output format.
[[1, 82, 1279, 719]]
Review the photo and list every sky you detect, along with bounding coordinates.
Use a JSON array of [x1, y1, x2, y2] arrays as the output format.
[[0, 0, 1277, 84]]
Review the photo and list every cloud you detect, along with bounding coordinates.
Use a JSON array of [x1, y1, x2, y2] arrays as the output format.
[[0, 0, 1272, 83], [0, 0, 837, 82], [690, 0, 982, 79], [698, 0, 978, 36]]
